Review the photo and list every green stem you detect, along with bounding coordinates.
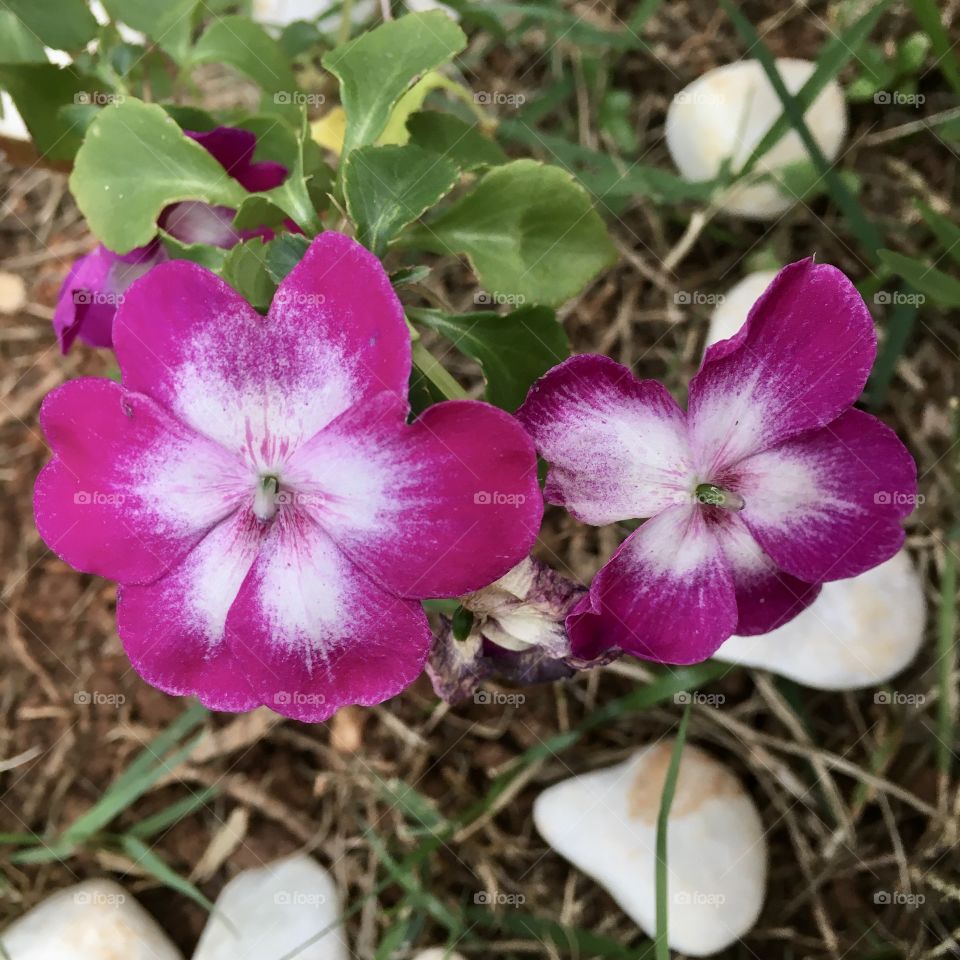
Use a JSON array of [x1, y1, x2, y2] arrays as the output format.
[[337, 0, 355, 46], [411, 340, 468, 400], [655, 704, 691, 960]]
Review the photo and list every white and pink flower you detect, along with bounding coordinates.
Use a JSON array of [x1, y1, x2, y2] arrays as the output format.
[[518, 259, 917, 665], [35, 232, 543, 720]]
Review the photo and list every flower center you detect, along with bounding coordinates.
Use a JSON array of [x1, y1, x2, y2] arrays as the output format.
[[253, 474, 280, 522], [695, 482, 745, 511]]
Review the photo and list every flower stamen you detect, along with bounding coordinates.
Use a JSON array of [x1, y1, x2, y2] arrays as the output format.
[[695, 483, 745, 512], [254, 474, 280, 522]]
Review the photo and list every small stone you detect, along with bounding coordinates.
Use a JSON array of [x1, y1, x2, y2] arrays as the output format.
[[716, 550, 925, 690], [705, 270, 778, 349], [192, 853, 348, 960], [0, 271, 28, 315], [666, 59, 847, 219], [413, 950, 468, 960], [0, 879, 183, 960], [534, 741, 767, 957]]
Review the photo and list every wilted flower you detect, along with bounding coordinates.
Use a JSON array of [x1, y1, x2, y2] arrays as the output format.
[[53, 126, 289, 353], [36, 233, 543, 721], [427, 556, 611, 703], [518, 259, 917, 665]]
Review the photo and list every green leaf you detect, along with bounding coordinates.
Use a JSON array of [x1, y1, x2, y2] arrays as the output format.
[[344, 143, 459, 256], [415, 305, 569, 410], [655, 705, 691, 960], [0, 64, 92, 160], [128, 787, 219, 839], [878, 250, 960, 306], [1, 0, 98, 50], [323, 12, 467, 154], [263, 232, 311, 283], [908, 0, 960, 96], [895, 31, 931, 76], [402, 159, 616, 306], [221, 238, 277, 312], [0, 11, 48, 62], [100, 0, 198, 60], [69, 98, 247, 252], [917, 201, 960, 265], [191, 15, 297, 93], [158, 230, 229, 270], [406, 111, 507, 171], [120, 836, 216, 912]]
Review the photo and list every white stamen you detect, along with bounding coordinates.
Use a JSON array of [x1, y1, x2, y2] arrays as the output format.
[[254, 475, 280, 522]]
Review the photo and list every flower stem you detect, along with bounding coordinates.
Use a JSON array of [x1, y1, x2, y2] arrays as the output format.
[[411, 340, 468, 400]]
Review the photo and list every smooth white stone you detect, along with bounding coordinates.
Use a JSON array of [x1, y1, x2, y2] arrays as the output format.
[[716, 550, 926, 690], [251, 0, 375, 28], [705, 270, 778, 349], [192, 853, 349, 960], [413, 951, 467, 960], [666, 58, 847, 219], [0, 879, 183, 960], [534, 742, 766, 957]]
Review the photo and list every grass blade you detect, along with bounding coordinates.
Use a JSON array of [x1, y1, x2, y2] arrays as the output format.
[[866, 284, 920, 409], [120, 835, 216, 913], [128, 786, 220, 840], [720, 0, 883, 256], [908, 0, 960, 96], [655, 703, 692, 960]]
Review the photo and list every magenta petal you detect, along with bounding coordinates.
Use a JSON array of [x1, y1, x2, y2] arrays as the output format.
[[268, 231, 411, 404], [286, 393, 543, 599], [688, 259, 877, 471], [114, 234, 409, 454], [710, 511, 821, 635], [187, 126, 287, 192], [224, 519, 430, 722], [34, 379, 242, 585], [517, 354, 694, 524], [568, 505, 737, 664], [53, 242, 167, 352], [733, 408, 916, 583], [117, 510, 261, 712]]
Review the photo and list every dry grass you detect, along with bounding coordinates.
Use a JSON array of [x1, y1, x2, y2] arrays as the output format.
[[1, 1, 958, 957]]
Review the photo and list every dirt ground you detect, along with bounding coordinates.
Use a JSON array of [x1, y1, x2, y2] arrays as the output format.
[[1, 1, 958, 957]]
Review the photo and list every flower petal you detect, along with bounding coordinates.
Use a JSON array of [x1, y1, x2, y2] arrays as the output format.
[[53, 242, 166, 352], [732, 408, 915, 583], [113, 233, 410, 455], [688, 259, 876, 472], [568, 505, 737, 664], [709, 511, 821, 635], [517, 355, 694, 524], [285, 393, 543, 598], [117, 511, 261, 712], [35, 379, 244, 585], [224, 517, 430, 722], [187, 127, 287, 193]]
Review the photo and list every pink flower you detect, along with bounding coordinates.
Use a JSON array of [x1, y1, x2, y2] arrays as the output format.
[[517, 259, 917, 665], [35, 233, 543, 720], [53, 126, 289, 353]]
